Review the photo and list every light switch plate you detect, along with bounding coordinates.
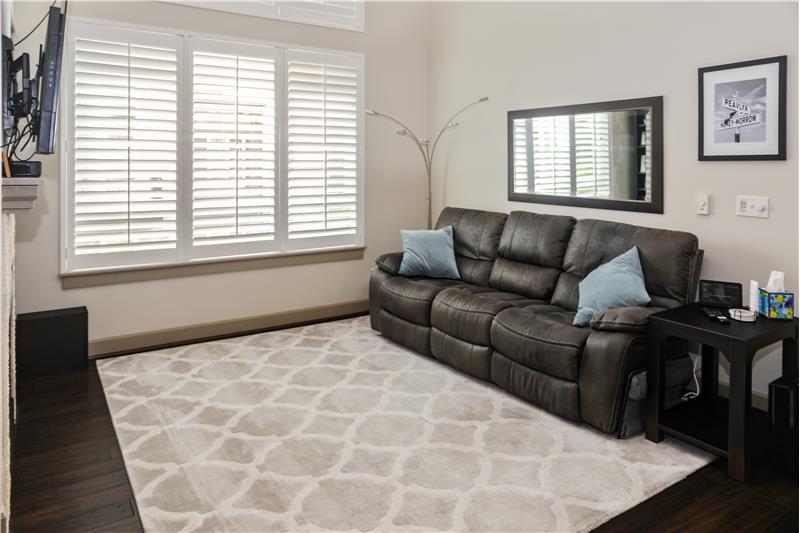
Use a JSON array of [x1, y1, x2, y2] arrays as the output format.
[[736, 195, 769, 218], [697, 193, 710, 215]]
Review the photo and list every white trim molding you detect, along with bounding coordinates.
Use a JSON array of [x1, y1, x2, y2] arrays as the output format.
[[157, 1, 365, 33]]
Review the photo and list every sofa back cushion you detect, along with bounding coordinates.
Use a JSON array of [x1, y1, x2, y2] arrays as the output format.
[[435, 207, 507, 286], [551, 219, 699, 310], [488, 211, 576, 299]]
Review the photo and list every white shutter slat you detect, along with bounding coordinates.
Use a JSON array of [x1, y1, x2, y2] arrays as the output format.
[[286, 52, 360, 242], [72, 33, 179, 258], [191, 44, 278, 249]]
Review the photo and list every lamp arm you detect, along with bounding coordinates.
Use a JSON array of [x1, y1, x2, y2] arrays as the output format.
[[367, 97, 487, 230], [366, 110, 430, 167], [429, 98, 488, 169]]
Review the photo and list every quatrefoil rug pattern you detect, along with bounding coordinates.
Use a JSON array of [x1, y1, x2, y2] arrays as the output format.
[[97, 316, 712, 532]]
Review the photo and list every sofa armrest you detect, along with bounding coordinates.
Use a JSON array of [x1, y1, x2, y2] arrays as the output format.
[[375, 252, 403, 275], [589, 306, 666, 334], [579, 327, 688, 434], [579, 331, 649, 434]]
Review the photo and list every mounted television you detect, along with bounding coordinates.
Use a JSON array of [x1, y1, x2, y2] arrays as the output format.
[[2, 3, 65, 168], [32, 5, 66, 154]]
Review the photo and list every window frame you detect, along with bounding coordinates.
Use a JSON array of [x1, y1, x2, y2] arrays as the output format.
[[60, 17, 365, 275], [158, 1, 365, 33]]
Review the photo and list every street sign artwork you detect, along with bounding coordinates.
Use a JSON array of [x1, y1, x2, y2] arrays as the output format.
[[718, 96, 761, 131]]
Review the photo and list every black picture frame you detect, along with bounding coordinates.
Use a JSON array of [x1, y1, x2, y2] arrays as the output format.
[[507, 96, 663, 214], [698, 56, 787, 161]]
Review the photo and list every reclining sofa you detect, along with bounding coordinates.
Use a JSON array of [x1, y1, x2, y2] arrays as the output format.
[[369, 207, 703, 435]]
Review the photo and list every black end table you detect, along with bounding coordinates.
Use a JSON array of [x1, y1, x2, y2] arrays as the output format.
[[646, 303, 798, 482]]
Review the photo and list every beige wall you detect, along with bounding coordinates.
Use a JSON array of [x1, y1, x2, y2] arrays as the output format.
[[13, 1, 431, 340], [11, 1, 799, 395], [427, 1, 798, 394]]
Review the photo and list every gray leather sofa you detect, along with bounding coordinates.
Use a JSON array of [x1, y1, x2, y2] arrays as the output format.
[[369, 207, 703, 435]]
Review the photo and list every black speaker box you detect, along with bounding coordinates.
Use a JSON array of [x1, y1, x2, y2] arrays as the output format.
[[17, 306, 88, 379], [769, 376, 798, 476]]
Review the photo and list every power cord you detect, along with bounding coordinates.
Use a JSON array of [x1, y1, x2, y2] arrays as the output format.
[[681, 355, 701, 401], [12, 1, 57, 46]]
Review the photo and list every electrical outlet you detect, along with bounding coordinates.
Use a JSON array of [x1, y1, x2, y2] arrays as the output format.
[[735, 195, 769, 218], [697, 193, 710, 215]]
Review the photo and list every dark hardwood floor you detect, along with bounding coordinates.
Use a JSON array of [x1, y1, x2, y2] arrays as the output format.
[[10, 362, 798, 532], [11, 363, 143, 532]]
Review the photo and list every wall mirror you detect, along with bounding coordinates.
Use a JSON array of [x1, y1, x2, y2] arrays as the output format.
[[508, 96, 663, 213]]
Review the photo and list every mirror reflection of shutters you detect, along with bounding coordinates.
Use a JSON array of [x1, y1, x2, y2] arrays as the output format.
[[574, 112, 610, 198], [531, 115, 571, 196]]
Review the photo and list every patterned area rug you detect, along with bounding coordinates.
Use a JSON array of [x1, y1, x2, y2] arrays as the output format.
[[97, 316, 712, 532]]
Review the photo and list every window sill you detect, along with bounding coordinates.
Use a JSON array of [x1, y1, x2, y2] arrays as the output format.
[[60, 245, 366, 289]]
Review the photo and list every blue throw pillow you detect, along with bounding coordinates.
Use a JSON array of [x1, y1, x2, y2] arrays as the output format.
[[573, 247, 651, 326], [398, 226, 461, 279]]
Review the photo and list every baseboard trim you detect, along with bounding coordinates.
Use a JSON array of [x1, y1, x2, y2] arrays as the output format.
[[717, 380, 769, 412], [89, 299, 369, 359]]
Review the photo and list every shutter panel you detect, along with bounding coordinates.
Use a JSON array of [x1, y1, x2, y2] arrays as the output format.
[[190, 39, 279, 254], [574, 112, 610, 198], [531, 115, 571, 196], [286, 50, 362, 246], [71, 25, 179, 268]]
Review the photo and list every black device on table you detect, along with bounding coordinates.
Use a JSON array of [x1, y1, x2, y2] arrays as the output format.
[[699, 279, 744, 325]]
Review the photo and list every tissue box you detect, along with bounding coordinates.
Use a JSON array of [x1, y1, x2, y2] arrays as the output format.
[[759, 289, 794, 320]]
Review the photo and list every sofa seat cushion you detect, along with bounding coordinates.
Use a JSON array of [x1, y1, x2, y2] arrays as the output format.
[[431, 286, 543, 346], [491, 305, 591, 381], [379, 276, 463, 326]]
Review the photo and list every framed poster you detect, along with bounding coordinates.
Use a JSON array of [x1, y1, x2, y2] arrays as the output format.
[[698, 56, 786, 161]]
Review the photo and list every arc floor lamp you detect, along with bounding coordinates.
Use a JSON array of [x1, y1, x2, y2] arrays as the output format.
[[366, 97, 489, 229]]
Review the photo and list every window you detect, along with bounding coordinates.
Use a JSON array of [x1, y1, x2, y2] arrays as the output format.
[[158, 1, 365, 33], [62, 21, 364, 273]]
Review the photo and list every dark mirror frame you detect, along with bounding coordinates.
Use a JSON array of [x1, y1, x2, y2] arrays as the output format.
[[507, 96, 664, 214]]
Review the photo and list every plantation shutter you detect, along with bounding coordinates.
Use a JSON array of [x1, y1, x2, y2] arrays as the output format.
[[189, 39, 279, 257], [69, 24, 180, 270], [285, 49, 362, 248], [574, 112, 610, 198], [531, 115, 572, 196]]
